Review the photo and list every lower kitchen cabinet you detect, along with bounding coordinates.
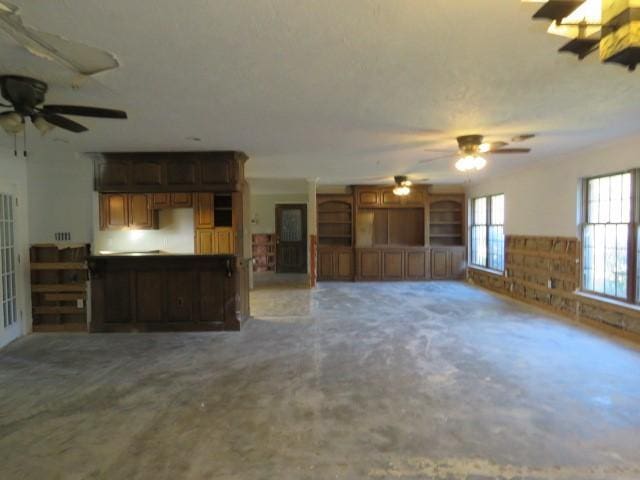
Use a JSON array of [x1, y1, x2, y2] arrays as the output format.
[[318, 247, 354, 281], [431, 246, 466, 280]]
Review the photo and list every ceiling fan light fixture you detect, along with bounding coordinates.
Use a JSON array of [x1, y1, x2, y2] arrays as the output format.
[[393, 185, 411, 196], [393, 175, 412, 196], [0, 112, 24, 134], [455, 155, 487, 172], [33, 115, 56, 135]]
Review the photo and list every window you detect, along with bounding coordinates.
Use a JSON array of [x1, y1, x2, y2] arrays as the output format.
[[582, 172, 633, 300], [0, 193, 17, 328], [470, 194, 505, 271]]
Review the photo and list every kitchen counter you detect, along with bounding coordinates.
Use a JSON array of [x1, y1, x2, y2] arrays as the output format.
[[89, 254, 250, 332]]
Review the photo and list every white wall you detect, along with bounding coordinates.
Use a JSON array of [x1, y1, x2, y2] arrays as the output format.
[[27, 148, 93, 244], [466, 133, 640, 237], [250, 193, 309, 234], [0, 147, 30, 348]]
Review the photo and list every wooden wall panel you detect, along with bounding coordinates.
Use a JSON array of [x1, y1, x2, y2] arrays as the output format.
[[358, 250, 381, 280], [406, 251, 428, 280], [382, 251, 404, 280]]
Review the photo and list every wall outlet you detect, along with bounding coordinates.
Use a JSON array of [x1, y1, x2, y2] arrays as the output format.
[[77, 299, 84, 309]]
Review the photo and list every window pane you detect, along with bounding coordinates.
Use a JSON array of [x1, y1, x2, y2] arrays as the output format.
[[583, 225, 595, 291], [488, 226, 504, 271], [471, 225, 487, 267], [588, 178, 599, 223], [491, 194, 504, 225], [474, 197, 487, 225]]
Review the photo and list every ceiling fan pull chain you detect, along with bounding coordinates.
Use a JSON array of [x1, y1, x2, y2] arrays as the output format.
[[23, 123, 27, 157], [13, 133, 17, 157]]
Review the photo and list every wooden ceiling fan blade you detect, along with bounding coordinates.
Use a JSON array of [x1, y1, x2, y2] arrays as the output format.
[[41, 113, 88, 133], [488, 148, 531, 154], [418, 152, 458, 164], [41, 105, 127, 119]]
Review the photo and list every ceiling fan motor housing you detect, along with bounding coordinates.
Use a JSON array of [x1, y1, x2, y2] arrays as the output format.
[[457, 134, 484, 154], [0, 76, 48, 115]]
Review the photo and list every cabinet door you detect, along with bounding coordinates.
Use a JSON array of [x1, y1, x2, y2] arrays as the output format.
[[214, 228, 235, 254], [382, 250, 404, 280], [152, 193, 171, 209], [194, 193, 214, 228], [128, 194, 157, 229], [450, 247, 466, 279], [131, 161, 163, 187], [166, 159, 198, 187], [171, 192, 193, 208], [381, 190, 402, 206], [358, 190, 379, 207], [431, 248, 451, 279], [318, 250, 335, 279], [406, 250, 429, 280], [196, 230, 215, 254], [201, 158, 233, 185], [335, 250, 354, 280], [95, 159, 130, 190], [100, 193, 128, 230], [358, 250, 381, 280]]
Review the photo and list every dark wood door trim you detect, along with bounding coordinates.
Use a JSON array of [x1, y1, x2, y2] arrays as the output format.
[[275, 204, 307, 273]]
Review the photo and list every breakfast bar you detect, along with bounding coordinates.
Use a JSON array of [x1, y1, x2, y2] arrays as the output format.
[[88, 254, 250, 332]]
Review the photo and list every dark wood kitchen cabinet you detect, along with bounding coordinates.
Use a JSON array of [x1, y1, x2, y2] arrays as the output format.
[[89, 255, 248, 332], [99, 193, 158, 230], [94, 152, 247, 192]]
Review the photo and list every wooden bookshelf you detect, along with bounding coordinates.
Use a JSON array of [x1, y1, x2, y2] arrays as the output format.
[[252, 234, 276, 272], [318, 198, 353, 247], [429, 197, 464, 246], [30, 244, 89, 331]]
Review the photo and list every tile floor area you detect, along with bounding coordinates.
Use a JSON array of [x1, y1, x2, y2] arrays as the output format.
[[1, 281, 640, 479]]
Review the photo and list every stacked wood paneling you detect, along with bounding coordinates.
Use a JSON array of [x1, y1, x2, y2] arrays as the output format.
[[468, 234, 640, 338], [30, 244, 89, 331]]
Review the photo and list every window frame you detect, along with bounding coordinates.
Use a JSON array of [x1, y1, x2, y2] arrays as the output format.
[[469, 193, 505, 273], [580, 170, 638, 304]]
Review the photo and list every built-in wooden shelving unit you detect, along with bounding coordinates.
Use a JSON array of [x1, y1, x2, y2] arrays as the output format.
[[30, 244, 89, 331], [252, 234, 276, 272], [429, 197, 464, 246], [318, 200, 353, 247]]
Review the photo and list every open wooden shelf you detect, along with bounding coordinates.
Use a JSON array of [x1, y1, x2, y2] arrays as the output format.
[[252, 233, 277, 272], [429, 198, 464, 247], [30, 244, 89, 331]]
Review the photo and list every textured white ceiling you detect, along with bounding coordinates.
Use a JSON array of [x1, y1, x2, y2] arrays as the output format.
[[1, 0, 640, 185]]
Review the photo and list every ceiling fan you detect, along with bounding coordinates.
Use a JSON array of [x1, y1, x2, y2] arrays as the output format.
[[419, 134, 534, 172], [0, 75, 127, 135]]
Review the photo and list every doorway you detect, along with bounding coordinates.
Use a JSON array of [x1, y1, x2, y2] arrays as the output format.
[[275, 204, 307, 273]]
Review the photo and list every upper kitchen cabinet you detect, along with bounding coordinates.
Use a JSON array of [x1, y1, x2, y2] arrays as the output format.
[[99, 193, 158, 230], [94, 151, 247, 192]]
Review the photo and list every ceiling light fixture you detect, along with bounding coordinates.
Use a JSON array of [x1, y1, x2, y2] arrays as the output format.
[[0, 111, 23, 134], [455, 155, 487, 172], [32, 115, 55, 135], [524, 0, 640, 70], [393, 176, 412, 196]]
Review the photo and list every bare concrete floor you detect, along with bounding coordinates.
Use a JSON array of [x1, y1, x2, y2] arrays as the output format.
[[1, 282, 640, 480]]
